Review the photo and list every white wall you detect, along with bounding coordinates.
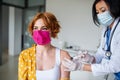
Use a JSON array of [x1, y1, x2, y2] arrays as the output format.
[[9, 7, 15, 56], [46, 0, 102, 51]]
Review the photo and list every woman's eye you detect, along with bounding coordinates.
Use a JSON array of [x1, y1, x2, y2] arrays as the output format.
[[33, 26, 38, 30], [42, 27, 48, 30], [101, 9, 106, 13], [101, 8, 106, 12]]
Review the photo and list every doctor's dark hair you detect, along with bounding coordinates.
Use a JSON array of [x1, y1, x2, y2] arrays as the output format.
[[28, 12, 61, 38], [92, 0, 120, 26]]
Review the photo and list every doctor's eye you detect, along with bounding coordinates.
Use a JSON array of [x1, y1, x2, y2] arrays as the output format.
[[101, 9, 106, 13], [101, 7, 106, 13], [96, 11, 99, 14]]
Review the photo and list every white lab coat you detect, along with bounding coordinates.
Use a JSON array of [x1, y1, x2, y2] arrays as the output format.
[[91, 17, 120, 76]]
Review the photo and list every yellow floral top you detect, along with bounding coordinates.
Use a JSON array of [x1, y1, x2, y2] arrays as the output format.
[[18, 44, 70, 80], [18, 44, 36, 80]]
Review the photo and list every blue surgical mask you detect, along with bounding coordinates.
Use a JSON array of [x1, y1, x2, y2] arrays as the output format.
[[97, 11, 114, 27]]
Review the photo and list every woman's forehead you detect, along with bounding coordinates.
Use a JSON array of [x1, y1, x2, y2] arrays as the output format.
[[34, 19, 45, 26], [96, 1, 108, 10]]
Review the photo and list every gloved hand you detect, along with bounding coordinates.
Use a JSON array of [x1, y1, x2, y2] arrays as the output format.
[[73, 51, 94, 64], [62, 58, 84, 71]]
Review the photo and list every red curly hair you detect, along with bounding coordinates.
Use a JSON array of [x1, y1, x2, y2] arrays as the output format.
[[28, 12, 61, 38]]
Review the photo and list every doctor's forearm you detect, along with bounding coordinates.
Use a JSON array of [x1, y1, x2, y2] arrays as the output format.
[[83, 64, 92, 72]]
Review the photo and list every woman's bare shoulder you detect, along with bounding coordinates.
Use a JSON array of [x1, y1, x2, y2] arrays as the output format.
[[60, 49, 71, 60]]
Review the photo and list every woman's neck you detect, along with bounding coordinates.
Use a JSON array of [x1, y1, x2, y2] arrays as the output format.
[[36, 44, 54, 54]]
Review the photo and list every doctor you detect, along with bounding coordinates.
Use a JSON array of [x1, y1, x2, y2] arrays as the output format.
[[62, 0, 120, 80]]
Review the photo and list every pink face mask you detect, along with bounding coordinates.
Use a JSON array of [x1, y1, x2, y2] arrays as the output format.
[[32, 30, 51, 45]]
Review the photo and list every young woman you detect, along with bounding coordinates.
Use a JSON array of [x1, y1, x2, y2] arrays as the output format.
[[18, 12, 71, 80], [62, 0, 120, 80]]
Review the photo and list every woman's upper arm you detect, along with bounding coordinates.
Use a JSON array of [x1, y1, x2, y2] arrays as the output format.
[[18, 51, 28, 80], [60, 50, 71, 79]]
